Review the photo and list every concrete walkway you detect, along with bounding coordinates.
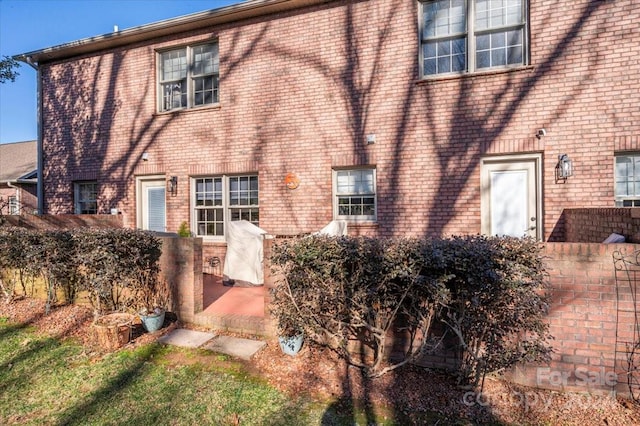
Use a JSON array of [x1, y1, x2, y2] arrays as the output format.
[[158, 328, 266, 360]]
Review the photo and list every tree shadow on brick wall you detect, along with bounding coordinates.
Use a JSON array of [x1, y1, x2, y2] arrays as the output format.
[[42, 50, 179, 214], [382, 1, 606, 239], [229, 1, 391, 233]]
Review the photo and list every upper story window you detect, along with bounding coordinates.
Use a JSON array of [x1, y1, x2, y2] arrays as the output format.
[[615, 154, 640, 207], [420, 0, 527, 77], [334, 168, 377, 222], [74, 181, 98, 214], [193, 175, 259, 240], [159, 43, 219, 112]]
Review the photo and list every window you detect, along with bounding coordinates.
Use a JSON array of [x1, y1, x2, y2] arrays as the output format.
[[74, 181, 98, 214], [159, 43, 219, 112], [193, 175, 259, 238], [615, 155, 640, 207], [420, 0, 527, 77], [8, 196, 19, 215], [334, 168, 376, 221]]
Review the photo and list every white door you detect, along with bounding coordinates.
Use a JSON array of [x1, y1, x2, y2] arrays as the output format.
[[138, 179, 166, 232], [481, 157, 541, 239]]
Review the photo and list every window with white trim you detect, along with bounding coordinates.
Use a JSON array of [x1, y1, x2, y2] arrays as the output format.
[[615, 154, 640, 207], [74, 181, 98, 214], [420, 0, 527, 77], [159, 43, 219, 112], [8, 196, 19, 215], [334, 168, 377, 221], [193, 175, 259, 238]]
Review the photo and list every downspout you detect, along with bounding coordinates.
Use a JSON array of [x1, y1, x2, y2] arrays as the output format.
[[22, 56, 43, 215]]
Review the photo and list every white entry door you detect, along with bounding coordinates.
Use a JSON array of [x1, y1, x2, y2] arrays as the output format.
[[481, 156, 541, 239], [138, 178, 166, 232]]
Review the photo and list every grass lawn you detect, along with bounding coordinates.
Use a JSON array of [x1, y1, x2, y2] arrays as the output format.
[[0, 317, 330, 425]]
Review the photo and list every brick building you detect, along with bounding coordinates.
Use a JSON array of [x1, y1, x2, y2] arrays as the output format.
[[0, 140, 37, 215], [13, 0, 640, 251]]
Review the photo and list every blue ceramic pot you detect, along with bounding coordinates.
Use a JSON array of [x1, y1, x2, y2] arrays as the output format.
[[278, 333, 304, 356], [140, 309, 165, 332]]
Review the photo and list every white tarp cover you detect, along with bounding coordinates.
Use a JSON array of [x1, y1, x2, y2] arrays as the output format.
[[224, 220, 268, 285], [314, 220, 348, 236]]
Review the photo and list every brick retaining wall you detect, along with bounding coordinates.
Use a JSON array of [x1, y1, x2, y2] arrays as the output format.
[[0, 213, 122, 229], [506, 242, 636, 397], [561, 208, 640, 243]]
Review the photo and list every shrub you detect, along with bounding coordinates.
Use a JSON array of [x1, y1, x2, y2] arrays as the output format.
[[436, 235, 552, 387], [0, 227, 165, 317], [270, 235, 552, 383], [73, 228, 164, 316], [270, 235, 448, 377], [177, 221, 191, 237], [0, 228, 40, 302]]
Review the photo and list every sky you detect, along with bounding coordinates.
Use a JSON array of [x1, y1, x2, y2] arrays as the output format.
[[0, 0, 238, 144]]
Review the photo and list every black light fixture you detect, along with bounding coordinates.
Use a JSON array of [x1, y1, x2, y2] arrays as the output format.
[[555, 154, 573, 182], [168, 176, 178, 195]]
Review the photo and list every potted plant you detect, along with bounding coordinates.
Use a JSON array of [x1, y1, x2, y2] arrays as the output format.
[[139, 306, 166, 333], [134, 269, 168, 333], [271, 298, 305, 356], [177, 221, 191, 237], [278, 332, 304, 356]]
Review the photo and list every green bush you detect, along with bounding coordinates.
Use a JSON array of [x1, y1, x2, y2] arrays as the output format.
[[270, 235, 552, 383], [177, 221, 191, 237]]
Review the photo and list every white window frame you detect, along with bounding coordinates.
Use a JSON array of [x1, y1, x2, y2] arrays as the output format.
[[158, 42, 219, 112], [74, 181, 98, 214], [419, 0, 528, 77], [8, 195, 19, 215], [333, 168, 377, 222], [191, 174, 259, 241], [615, 154, 640, 207]]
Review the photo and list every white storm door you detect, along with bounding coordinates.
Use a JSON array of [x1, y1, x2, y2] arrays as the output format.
[[481, 157, 541, 239], [139, 179, 166, 232]]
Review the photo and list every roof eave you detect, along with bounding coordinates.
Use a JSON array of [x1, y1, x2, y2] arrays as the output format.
[[14, 0, 328, 64]]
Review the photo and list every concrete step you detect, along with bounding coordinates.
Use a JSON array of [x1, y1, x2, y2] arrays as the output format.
[[158, 328, 266, 360]]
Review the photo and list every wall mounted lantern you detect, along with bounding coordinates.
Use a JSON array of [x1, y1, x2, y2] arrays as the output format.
[[555, 154, 573, 182], [168, 176, 178, 196]]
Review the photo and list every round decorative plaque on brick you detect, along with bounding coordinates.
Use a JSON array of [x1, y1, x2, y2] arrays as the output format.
[[284, 173, 300, 190]]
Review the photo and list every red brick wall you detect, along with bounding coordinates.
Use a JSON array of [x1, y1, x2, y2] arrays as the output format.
[[507, 242, 634, 397], [37, 0, 640, 246], [159, 236, 203, 325], [0, 213, 122, 230], [559, 208, 640, 243]]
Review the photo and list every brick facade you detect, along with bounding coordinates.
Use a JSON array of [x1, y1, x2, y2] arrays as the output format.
[[32, 0, 639, 248]]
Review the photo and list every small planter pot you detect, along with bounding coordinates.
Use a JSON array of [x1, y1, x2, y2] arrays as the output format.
[[93, 313, 134, 351], [139, 308, 166, 333], [278, 333, 304, 356]]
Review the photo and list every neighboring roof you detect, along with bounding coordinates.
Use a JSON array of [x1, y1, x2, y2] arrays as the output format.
[[13, 0, 328, 64], [0, 141, 37, 183]]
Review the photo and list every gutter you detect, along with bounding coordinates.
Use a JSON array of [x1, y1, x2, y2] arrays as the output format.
[[21, 57, 43, 215], [12, 0, 330, 64]]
